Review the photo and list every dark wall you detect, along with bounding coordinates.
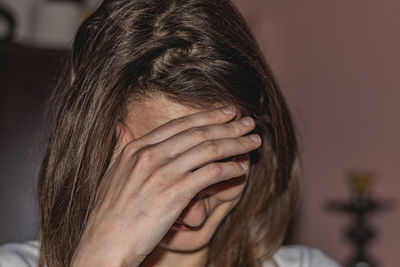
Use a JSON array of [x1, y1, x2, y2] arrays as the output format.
[[0, 45, 65, 243]]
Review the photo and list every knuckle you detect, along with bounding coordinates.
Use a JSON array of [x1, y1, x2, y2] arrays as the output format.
[[150, 166, 166, 180], [169, 117, 188, 131], [120, 146, 130, 160], [120, 141, 139, 160], [161, 185, 190, 209], [187, 126, 209, 140], [136, 146, 155, 165], [208, 163, 223, 178], [203, 140, 220, 155], [229, 121, 242, 135], [163, 185, 181, 200]]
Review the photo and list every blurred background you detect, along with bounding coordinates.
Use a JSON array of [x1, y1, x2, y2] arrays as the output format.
[[1, 0, 399, 266]]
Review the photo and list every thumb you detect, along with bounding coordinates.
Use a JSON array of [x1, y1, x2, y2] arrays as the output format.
[[115, 122, 135, 150], [94, 122, 135, 205], [112, 122, 135, 163]]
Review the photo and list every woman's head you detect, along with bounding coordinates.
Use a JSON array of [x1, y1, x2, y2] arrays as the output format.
[[38, 0, 299, 266]]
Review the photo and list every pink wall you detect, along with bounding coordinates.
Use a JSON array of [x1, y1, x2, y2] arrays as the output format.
[[234, 0, 400, 266]]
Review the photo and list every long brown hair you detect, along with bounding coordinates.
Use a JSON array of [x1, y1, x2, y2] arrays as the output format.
[[38, 0, 299, 266]]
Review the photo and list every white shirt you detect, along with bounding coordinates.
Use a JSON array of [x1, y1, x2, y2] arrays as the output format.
[[0, 240, 341, 267]]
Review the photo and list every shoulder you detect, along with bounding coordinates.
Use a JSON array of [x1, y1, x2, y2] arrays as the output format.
[[263, 245, 341, 267], [0, 240, 39, 267]]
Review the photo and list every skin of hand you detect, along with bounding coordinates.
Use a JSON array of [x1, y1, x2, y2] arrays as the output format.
[[70, 97, 262, 267]]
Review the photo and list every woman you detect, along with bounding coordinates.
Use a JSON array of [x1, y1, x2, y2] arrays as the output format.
[[0, 0, 339, 266]]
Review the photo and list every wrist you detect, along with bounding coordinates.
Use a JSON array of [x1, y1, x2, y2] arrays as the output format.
[[70, 245, 145, 267]]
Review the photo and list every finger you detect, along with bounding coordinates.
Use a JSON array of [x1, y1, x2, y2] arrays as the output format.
[[96, 123, 135, 206], [122, 106, 238, 157], [100, 106, 238, 204], [158, 134, 262, 182], [116, 122, 136, 153], [128, 116, 256, 178], [156, 116, 256, 161], [104, 122, 135, 185], [174, 160, 249, 201], [110, 122, 136, 168]]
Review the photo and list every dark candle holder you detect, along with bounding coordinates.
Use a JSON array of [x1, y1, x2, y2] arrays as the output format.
[[326, 171, 393, 267]]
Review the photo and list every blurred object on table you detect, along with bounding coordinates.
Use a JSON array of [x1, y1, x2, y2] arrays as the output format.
[[326, 171, 394, 267], [0, 43, 65, 243]]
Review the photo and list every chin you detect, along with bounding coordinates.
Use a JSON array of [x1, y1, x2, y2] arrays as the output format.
[[159, 228, 213, 252]]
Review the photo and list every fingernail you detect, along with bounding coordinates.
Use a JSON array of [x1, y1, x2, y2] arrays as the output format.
[[239, 161, 248, 171], [222, 106, 235, 115], [249, 134, 261, 143], [240, 117, 253, 127]]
